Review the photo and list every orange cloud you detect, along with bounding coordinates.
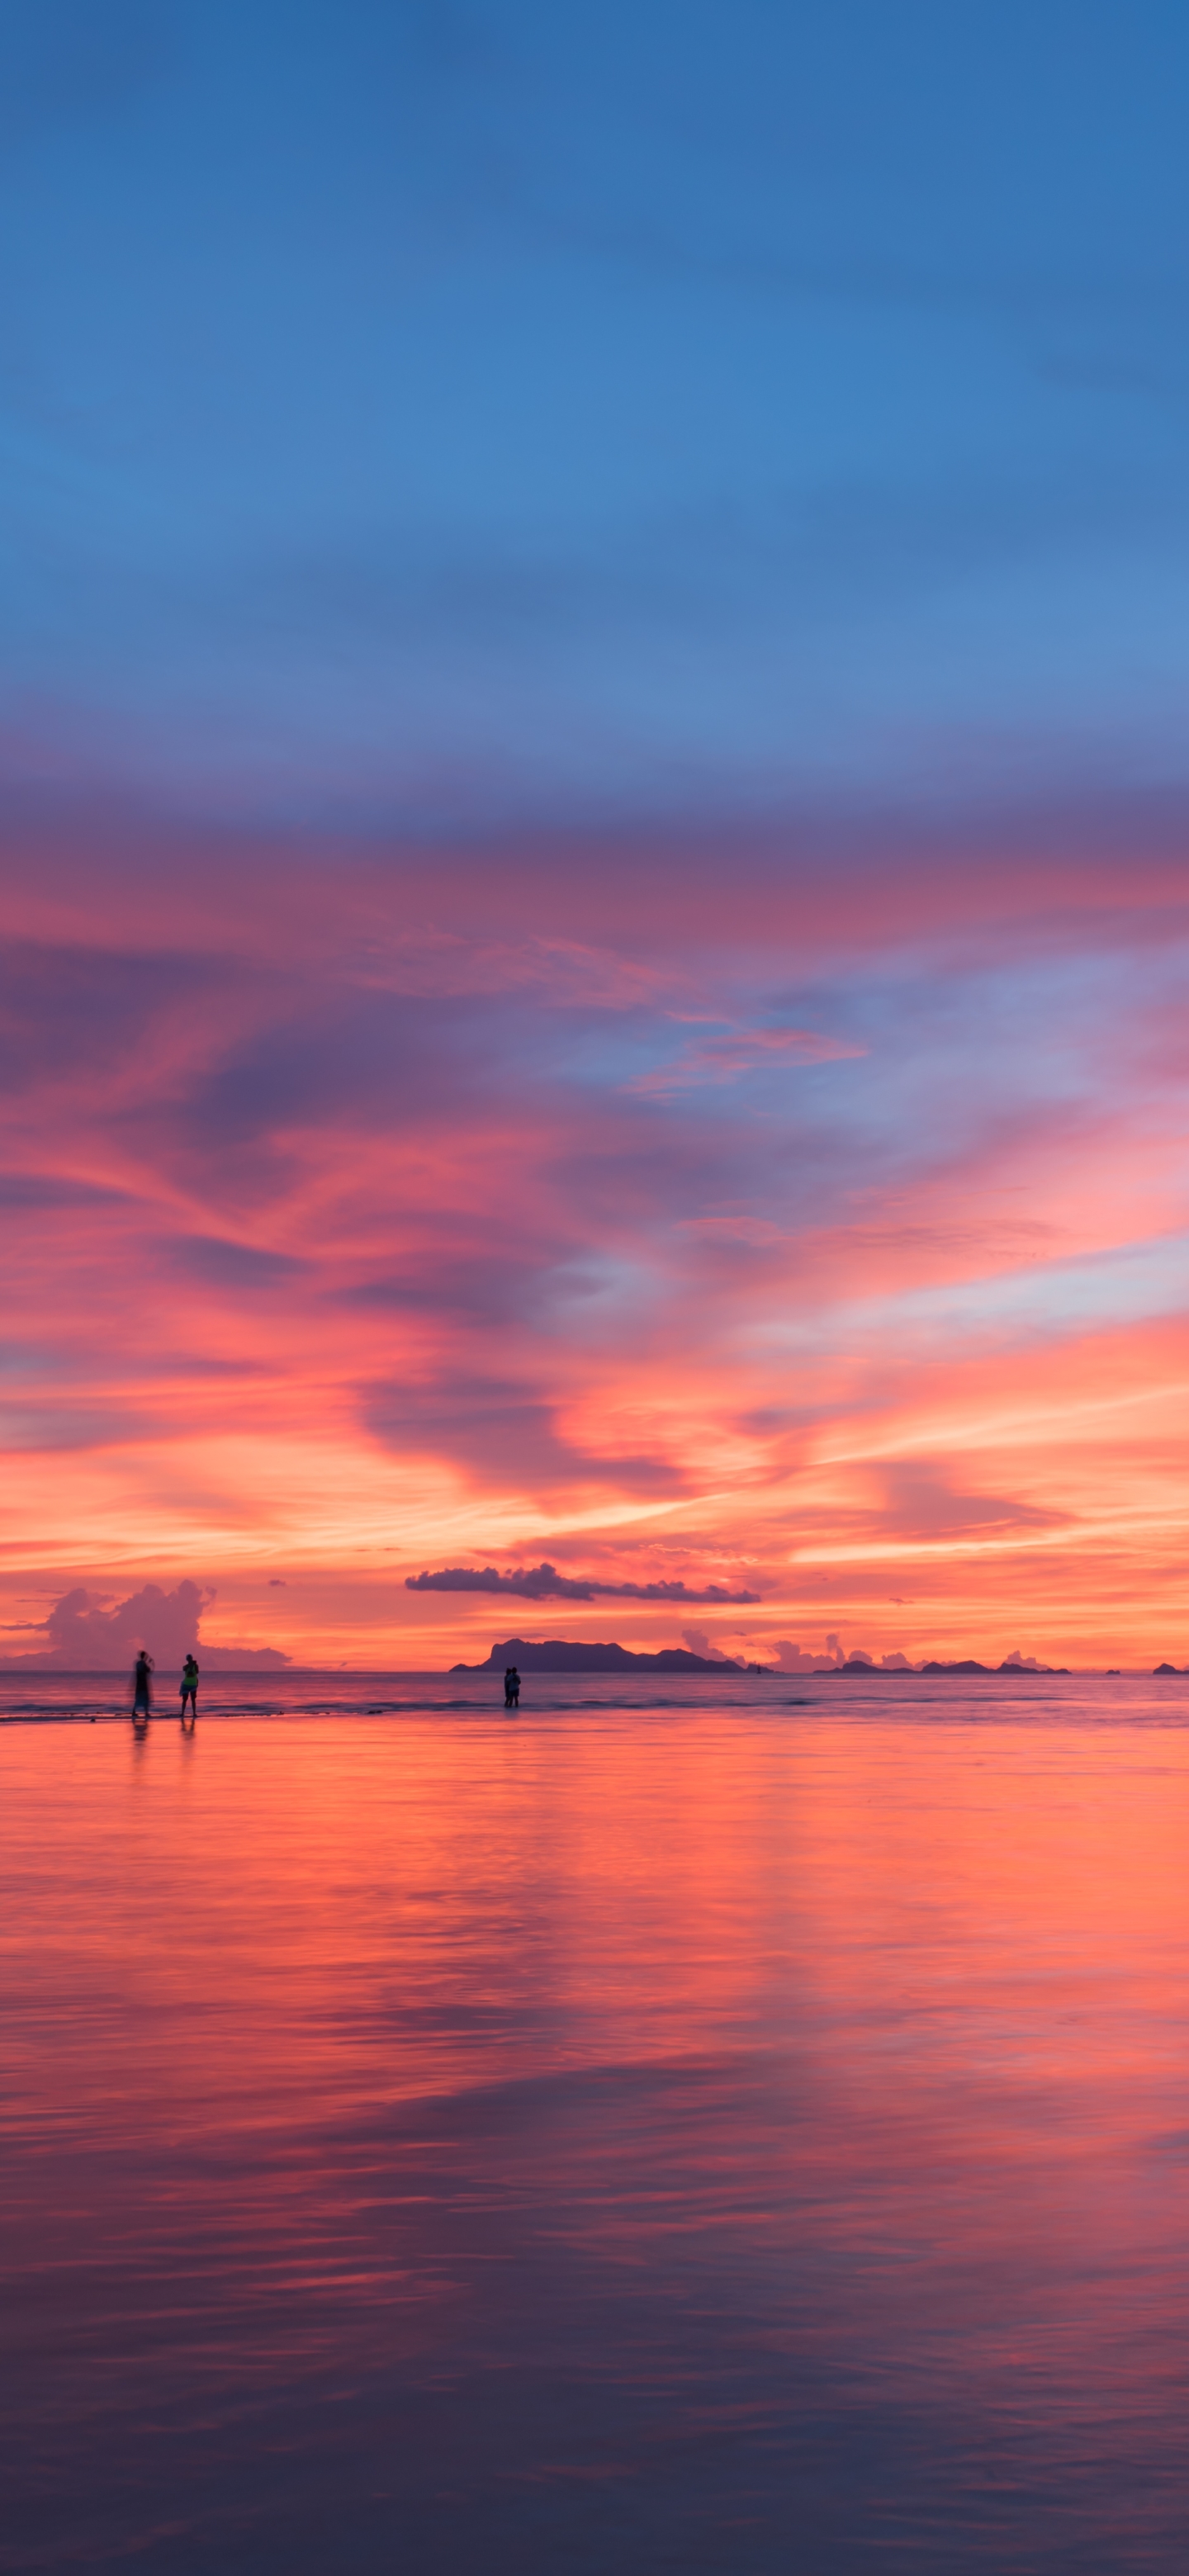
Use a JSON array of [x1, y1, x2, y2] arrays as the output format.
[[3, 824, 1189, 1669]]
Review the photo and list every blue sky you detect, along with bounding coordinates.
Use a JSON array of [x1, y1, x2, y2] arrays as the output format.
[[3, 0, 1189, 825]]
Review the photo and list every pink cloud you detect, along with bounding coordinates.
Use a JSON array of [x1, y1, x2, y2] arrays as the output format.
[[627, 1025, 865, 1096], [2, 818, 1189, 1666], [0, 1580, 286, 1670]]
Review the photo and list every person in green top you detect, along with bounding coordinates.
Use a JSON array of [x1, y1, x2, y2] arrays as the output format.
[[180, 1653, 199, 1723]]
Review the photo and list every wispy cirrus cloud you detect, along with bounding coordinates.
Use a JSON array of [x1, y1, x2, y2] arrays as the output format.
[[627, 1024, 865, 1096]]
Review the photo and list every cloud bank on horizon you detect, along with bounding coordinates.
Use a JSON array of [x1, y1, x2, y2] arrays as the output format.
[[2, 4, 1189, 1667], [0, 1582, 288, 1671], [406, 1565, 760, 1603]]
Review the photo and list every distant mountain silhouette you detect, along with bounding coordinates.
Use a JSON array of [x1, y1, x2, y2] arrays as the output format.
[[450, 1639, 1079, 1680], [452, 1636, 745, 1674], [913, 1658, 1068, 1676]]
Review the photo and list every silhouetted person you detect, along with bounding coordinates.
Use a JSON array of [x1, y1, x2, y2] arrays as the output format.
[[180, 1653, 199, 1723], [504, 1664, 520, 1708], [132, 1650, 154, 1722]]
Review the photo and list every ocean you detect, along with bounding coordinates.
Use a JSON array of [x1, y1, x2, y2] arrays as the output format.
[[3, 1671, 1189, 2570]]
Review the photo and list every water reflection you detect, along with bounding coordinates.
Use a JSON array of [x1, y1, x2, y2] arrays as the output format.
[[2, 1701, 1189, 2570]]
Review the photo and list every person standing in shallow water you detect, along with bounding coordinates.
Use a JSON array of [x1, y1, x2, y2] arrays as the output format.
[[504, 1665, 520, 1708], [180, 1653, 199, 1724], [132, 1650, 153, 1722]]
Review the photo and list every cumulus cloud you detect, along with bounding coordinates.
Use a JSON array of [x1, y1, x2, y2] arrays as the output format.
[[1, 1580, 288, 1669], [680, 1627, 732, 1660], [407, 1561, 759, 1603], [770, 1637, 919, 1672], [770, 1640, 842, 1672]]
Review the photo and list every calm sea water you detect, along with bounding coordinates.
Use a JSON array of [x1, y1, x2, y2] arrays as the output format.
[[4, 1672, 1189, 2572]]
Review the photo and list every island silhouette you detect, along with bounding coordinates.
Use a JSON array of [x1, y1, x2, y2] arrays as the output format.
[[452, 1636, 747, 1674], [452, 1640, 1079, 1676]]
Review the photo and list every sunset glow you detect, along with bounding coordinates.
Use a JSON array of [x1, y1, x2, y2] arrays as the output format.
[[3, 836, 1189, 1671], [12, 17, 1189, 2569], [2, 5, 1189, 1674]]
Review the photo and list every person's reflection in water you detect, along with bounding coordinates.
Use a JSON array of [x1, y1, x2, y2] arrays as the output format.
[[504, 1664, 521, 1709], [179, 1653, 199, 1726], [131, 1649, 154, 1727]]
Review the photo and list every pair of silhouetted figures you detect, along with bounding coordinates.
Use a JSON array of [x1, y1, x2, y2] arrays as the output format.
[[131, 1651, 199, 1725], [504, 1665, 521, 1708]]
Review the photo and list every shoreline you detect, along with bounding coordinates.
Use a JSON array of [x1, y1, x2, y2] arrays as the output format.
[[0, 1668, 1180, 1730]]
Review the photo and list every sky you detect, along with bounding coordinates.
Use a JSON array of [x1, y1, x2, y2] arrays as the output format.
[[2, 0, 1189, 1669]]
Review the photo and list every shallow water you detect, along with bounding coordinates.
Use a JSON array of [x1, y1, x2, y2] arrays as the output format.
[[4, 1677, 1189, 2570]]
